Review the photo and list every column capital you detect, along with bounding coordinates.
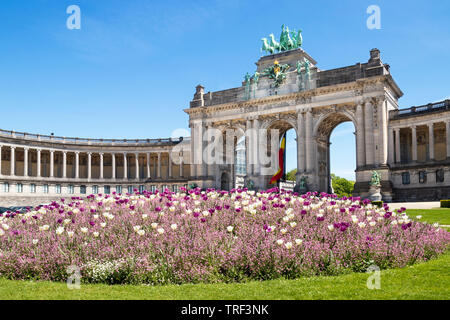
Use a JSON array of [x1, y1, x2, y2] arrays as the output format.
[[10, 146, 16, 150], [99, 152, 104, 156]]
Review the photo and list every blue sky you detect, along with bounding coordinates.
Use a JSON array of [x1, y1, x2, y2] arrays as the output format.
[[1, 0, 449, 180]]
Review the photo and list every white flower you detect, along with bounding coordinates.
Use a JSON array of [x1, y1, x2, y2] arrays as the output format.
[[93, 232, 99, 238], [276, 239, 284, 245], [39, 225, 50, 231], [81, 227, 88, 233], [100, 222, 107, 228], [63, 219, 71, 225], [327, 224, 335, 231], [133, 225, 141, 232], [283, 216, 290, 222], [157, 228, 165, 234], [285, 242, 293, 249], [0, 229, 4, 236], [151, 223, 158, 229], [159, 211, 165, 217], [416, 215, 422, 220], [171, 224, 178, 231], [391, 220, 398, 226], [2, 224, 10, 231], [169, 206, 175, 212], [351, 215, 359, 224], [369, 221, 377, 227], [67, 231, 74, 237], [56, 227, 65, 235], [226, 226, 234, 233], [202, 211, 209, 217], [290, 222, 297, 228], [130, 211, 135, 216], [280, 228, 287, 234], [358, 222, 366, 228], [142, 214, 148, 219], [433, 223, 439, 228], [107, 214, 115, 220], [137, 229, 145, 236], [32, 239, 39, 244], [295, 239, 303, 246]]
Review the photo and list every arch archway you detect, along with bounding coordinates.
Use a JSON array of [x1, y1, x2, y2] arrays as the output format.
[[220, 171, 230, 190], [314, 111, 357, 193]]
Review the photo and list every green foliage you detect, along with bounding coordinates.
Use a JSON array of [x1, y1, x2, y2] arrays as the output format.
[[371, 201, 383, 208], [440, 200, 450, 208], [286, 169, 297, 181], [331, 174, 355, 198]]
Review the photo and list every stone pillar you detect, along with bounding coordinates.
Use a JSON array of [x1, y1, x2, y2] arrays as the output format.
[[429, 123, 434, 160], [10, 146, 15, 176], [62, 151, 67, 178], [296, 112, 306, 173], [378, 97, 388, 165], [253, 118, 260, 176], [75, 152, 79, 179], [245, 119, 253, 176], [24, 148, 29, 177], [179, 152, 183, 177], [146, 153, 150, 178], [87, 152, 92, 180], [168, 150, 172, 178], [37, 149, 42, 177], [49, 150, 54, 178], [123, 153, 128, 179], [447, 121, 450, 159], [388, 128, 395, 165], [411, 125, 417, 162], [305, 109, 314, 172], [135, 153, 139, 180], [395, 128, 401, 163], [99, 153, 104, 179], [355, 103, 366, 168], [0, 145, 2, 176], [364, 100, 374, 166], [157, 152, 161, 178], [112, 153, 116, 179]]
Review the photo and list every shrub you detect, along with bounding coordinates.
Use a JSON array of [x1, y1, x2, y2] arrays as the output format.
[[440, 200, 450, 208], [372, 201, 383, 208]]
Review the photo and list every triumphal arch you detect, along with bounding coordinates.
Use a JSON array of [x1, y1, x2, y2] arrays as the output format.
[[185, 26, 402, 200]]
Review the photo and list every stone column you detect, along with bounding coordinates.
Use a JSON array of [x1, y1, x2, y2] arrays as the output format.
[[447, 121, 450, 159], [168, 150, 172, 178], [62, 151, 67, 178], [0, 145, 2, 176], [10, 146, 15, 176], [75, 152, 79, 179], [123, 153, 128, 179], [179, 152, 183, 177], [253, 118, 260, 176], [305, 109, 314, 172], [99, 153, 104, 179], [112, 153, 116, 179], [37, 149, 42, 177], [429, 123, 435, 160], [388, 128, 395, 165], [355, 103, 366, 168], [157, 152, 161, 178], [135, 153, 139, 180], [378, 97, 388, 165], [411, 125, 417, 162], [49, 150, 54, 178], [146, 153, 151, 178], [296, 112, 306, 173], [245, 119, 253, 176], [24, 148, 29, 177], [87, 152, 92, 180], [364, 100, 374, 166], [395, 128, 401, 163]]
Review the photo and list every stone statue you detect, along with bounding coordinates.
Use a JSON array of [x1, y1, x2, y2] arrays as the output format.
[[370, 170, 381, 187], [296, 60, 302, 75], [262, 60, 290, 87], [268, 34, 280, 52], [252, 71, 260, 85], [294, 176, 308, 194], [261, 38, 274, 54], [246, 179, 255, 190], [244, 72, 251, 84], [261, 25, 303, 55]]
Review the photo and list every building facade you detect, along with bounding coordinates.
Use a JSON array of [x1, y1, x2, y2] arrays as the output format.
[[1, 42, 449, 205]]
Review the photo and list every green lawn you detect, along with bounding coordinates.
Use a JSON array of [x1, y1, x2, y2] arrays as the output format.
[[405, 208, 450, 226], [0, 250, 449, 300]]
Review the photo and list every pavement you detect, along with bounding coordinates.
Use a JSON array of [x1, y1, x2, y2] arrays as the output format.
[[386, 202, 440, 210]]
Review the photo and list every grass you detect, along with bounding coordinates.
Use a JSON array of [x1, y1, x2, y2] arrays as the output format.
[[0, 207, 448, 300], [405, 208, 450, 226]]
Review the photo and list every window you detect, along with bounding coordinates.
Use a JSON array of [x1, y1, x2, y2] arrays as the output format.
[[3, 182, 9, 193], [92, 185, 99, 194], [30, 184, 36, 193], [43, 184, 49, 194], [436, 169, 445, 183], [68, 185, 74, 194], [139, 185, 145, 193], [419, 171, 427, 184], [127, 186, 134, 194], [104, 185, 111, 194], [150, 185, 156, 192], [401, 172, 410, 185], [16, 183, 23, 193], [162, 185, 168, 192], [116, 185, 122, 194], [80, 185, 87, 194], [55, 184, 62, 194], [172, 185, 179, 193]]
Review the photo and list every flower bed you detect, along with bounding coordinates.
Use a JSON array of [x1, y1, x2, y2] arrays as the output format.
[[0, 188, 449, 285]]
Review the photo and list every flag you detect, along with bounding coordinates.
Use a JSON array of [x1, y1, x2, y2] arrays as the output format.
[[269, 132, 286, 184]]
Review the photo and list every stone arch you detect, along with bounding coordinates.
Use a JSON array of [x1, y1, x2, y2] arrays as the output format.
[[220, 171, 230, 190], [313, 109, 358, 193]]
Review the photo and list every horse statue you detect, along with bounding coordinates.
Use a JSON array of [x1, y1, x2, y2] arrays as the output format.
[[284, 26, 295, 50], [269, 34, 280, 52], [261, 38, 274, 54], [290, 29, 303, 48]]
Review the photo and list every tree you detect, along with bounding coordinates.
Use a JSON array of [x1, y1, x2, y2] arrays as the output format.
[[331, 174, 355, 198], [286, 169, 297, 181]]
